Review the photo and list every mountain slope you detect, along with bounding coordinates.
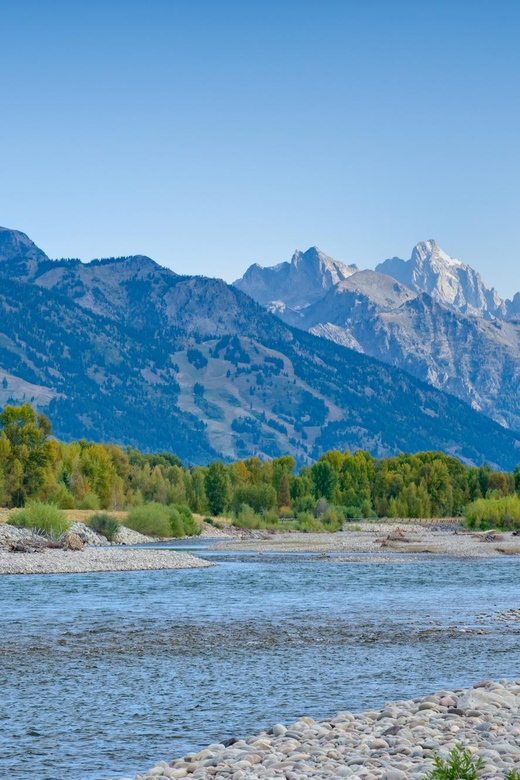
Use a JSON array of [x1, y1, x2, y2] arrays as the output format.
[[0, 227, 519, 468], [235, 242, 520, 434]]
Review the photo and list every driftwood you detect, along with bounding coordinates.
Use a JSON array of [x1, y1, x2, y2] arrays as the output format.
[[480, 532, 504, 542], [8, 532, 84, 553], [376, 527, 412, 546]]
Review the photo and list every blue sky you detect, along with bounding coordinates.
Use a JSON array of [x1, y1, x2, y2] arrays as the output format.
[[1, 0, 519, 295]]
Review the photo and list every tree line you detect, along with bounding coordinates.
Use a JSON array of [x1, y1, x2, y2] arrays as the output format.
[[1, 404, 518, 520]]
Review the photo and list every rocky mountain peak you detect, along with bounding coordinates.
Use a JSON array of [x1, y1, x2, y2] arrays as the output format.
[[376, 240, 509, 320], [234, 246, 357, 310], [0, 227, 49, 276]]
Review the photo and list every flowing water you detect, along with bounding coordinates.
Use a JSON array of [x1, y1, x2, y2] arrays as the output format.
[[1, 544, 520, 780]]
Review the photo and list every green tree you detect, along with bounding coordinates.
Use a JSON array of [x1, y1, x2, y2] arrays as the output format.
[[277, 473, 291, 508], [231, 483, 276, 514], [204, 461, 231, 515], [0, 403, 55, 506], [311, 459, 339, 501]]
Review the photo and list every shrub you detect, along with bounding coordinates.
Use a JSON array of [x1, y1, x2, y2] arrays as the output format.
[[424, 746, 484, 780], [77, 491, 100, 510], [262, 509, 282, 527], [9, 502, 69, 537], [233, 504, 263, 530], [88, 512, 120, 541], [168, 507, 185, 538], [295, 512, 325, 533], [205, 516, 224, 529], [464, 494, 520, 530], [125, 503, 172, 537], [322, 507, 343, 532], [232, 504, 283, 530], [171, 503, 201, 536]]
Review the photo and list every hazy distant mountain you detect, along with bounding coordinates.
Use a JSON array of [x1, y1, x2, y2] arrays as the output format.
[[235, 242, 520, 433], [0, 226, 518, 468]]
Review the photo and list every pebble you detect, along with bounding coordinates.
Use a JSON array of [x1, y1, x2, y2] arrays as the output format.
[[130, 680, 520, 780]]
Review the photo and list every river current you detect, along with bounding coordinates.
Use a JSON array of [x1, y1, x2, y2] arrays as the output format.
[[1, 543, 519, 780]]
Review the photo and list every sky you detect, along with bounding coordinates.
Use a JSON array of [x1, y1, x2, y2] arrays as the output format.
[[0, 0, 519, 296]]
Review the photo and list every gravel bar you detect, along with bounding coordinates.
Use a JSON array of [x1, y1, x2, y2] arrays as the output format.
[[129, 680, 520, 780], [217, 523, 520, 558], [0, 547, 213, 575]]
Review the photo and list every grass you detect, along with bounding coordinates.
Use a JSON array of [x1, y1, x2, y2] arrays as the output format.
[[8, 502, 69, 537]]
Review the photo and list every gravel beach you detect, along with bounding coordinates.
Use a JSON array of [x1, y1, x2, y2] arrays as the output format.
[[0, 546, 213, 575], [217, 522, 520, 558], [131, 680, 520, 780]]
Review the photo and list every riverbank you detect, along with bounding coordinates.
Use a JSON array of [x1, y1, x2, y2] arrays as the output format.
[[133, 680, 520, 780], [217, 521, 520, 558], [0, 546, 213, 575]]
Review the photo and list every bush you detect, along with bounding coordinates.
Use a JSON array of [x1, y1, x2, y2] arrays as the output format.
[[205, 516, 224, 529], [295, 512, 325, 533], [170, 503, 201, 536], [321, 507, 343, 532], [125, 502, 202, 538], [425, 746, 483, 780], [125, 503, 172, 537], [464, 494, 520, 530], [168, 507, 185, 537], [233, 504, 284, 531], [88, 512, 120, 541], [9, 502, 69, 537], [77, 491, 100, 510]]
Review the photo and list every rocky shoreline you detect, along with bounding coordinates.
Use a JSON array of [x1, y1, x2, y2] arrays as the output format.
[[0, 521, 214, 574], [129, 680, 520, 780], [0, 546, 213, 575]]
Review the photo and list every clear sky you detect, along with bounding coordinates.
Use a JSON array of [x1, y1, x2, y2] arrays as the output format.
[[1, 0, 519, 296]]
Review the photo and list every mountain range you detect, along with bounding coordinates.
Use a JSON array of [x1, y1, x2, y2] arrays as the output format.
[[0, 226, 519, 469], [236, 241, 520, 433]]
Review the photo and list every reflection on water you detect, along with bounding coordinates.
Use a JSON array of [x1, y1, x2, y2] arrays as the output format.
[[1, 550, 520, 780]]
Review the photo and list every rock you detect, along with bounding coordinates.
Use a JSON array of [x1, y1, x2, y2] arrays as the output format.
[[439, 696, 456, 707], [381, 770, 407, 780], [272, 724, 287, 737], [458, 687, 518, 712]]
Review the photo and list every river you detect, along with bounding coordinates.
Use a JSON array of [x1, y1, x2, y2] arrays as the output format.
[[1, 543, 519, 780]]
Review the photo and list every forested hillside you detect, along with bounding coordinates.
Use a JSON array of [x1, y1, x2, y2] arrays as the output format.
[[1, 227, 520, 469]]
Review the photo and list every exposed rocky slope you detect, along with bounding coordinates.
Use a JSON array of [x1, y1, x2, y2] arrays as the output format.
[[237, 242, 520, 432], [234, 246, 358, 311], [0, 226, 519, 468], [377, 239, 512, 320]]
